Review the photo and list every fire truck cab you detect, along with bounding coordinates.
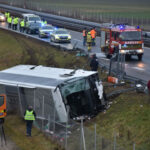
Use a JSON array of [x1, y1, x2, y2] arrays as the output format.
[[100, 23, 144, 60]]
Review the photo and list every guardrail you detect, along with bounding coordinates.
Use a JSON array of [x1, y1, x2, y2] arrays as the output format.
[[0, 4, 101, 33]]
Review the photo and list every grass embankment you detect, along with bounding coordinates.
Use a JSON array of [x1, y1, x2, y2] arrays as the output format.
[[87, 91, 150, 150], [5, 115, 60, 150], [0, 29, 88, 70]]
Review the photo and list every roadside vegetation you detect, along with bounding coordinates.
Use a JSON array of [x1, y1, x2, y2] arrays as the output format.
[[0, 28, 150, 150], [5, 115, 62, 150]]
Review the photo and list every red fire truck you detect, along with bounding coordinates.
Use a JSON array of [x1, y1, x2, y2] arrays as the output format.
[[100, 24, 144, 60]]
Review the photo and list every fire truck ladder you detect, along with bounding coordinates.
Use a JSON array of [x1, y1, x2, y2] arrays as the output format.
[[0, 121, 6, 146]]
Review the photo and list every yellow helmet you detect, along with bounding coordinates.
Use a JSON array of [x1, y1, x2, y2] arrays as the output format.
[[88, 32, 91, 35]]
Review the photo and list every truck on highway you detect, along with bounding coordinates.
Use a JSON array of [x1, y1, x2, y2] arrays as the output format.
[[22, 14, 42, 34], [100, 23, 144, 60]]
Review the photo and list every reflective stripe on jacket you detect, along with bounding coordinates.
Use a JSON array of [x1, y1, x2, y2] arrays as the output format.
[[24, 110, 35, 121]]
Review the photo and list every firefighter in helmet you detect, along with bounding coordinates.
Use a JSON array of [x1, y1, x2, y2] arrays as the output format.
[[87, 31, 92, 51]]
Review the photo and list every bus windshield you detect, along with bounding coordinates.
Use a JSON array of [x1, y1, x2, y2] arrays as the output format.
[[119, 31, 141, 41]]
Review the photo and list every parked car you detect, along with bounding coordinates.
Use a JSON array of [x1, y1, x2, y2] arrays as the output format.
[[50, 28, 71, 43], [0, 13, 6, 22], [39, 25, 54, 38], [22, 14, 42, 34]]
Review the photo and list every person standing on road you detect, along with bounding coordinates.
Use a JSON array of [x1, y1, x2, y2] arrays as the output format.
[[20, 19, 25, 32], [87, 31, 92, 51], [24, 106, 36, 137], [11, 17, 15, 30], [7, 16, 12, 29], [90, 27, 96, 46], [5, 11, 10, 19], [90, 54, 99, 71], [82, 27, 87, 46]]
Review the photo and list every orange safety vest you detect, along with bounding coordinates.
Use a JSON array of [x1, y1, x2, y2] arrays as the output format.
[[90, 29, 96, 39], [83, 30, 86, 37]]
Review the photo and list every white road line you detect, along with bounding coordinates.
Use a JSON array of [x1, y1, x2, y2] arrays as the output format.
[[132, 67, 145, 71]]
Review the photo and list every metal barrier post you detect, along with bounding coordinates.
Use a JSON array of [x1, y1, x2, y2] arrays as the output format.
[[42, 96, 45, 130], [94, 124, 97, 150], [17, 85, 23, 116]]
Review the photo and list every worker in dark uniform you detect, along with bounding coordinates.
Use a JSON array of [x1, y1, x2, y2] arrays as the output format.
[[90, 54, 99, 71], [24, 106, 36, 137]]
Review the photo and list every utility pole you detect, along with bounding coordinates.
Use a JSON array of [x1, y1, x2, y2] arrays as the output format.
[[24, 0, 26, 9]]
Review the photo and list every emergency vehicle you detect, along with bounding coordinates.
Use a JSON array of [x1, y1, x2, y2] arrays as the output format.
[[100, 23, 144, 60], [0, 94, 6, 119]]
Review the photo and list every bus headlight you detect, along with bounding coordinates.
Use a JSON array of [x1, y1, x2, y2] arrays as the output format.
[[137, 49, 144, 53], [120, 50, 126, 54]]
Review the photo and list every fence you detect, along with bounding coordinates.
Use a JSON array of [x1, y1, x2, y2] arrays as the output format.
[[108, 54, 126, 81], [0, 0, 150, 30], [0, 83, 139, 150]]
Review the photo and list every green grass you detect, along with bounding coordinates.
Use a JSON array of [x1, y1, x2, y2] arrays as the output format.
[[86, 91, 150, 150], [0, 29, 89, 70], [5, 115, 62, 150]]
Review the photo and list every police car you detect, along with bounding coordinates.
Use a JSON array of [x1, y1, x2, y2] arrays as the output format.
[[39, 24, 54, 38], [50, 28, 71, 43]]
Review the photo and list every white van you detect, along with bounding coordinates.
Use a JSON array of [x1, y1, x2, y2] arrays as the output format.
[[22, 14, 42, 34]]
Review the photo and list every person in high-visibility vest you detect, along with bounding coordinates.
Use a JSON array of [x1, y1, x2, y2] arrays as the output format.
[[20, 19, 25, 32], [44, 20, 47, 25], [24, 106, 36, 136], [42, 19, 47, 25], [90, 27, 96, 46], [7, 16, 12, 29], [87, 31, 92, 51], [12, 17, 15, 30], [14, 17, 19, 30], [82, 27, 87, 46], [5, 12, 9, 19]]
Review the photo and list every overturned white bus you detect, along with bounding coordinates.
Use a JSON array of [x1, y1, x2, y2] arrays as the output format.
[[0, 65, 107, 122]]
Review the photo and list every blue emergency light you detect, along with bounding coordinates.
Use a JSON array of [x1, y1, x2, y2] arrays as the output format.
[[119, 25, 125, 30]]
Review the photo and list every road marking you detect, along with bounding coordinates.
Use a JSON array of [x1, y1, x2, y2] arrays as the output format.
[[132, 67, 145, 71]]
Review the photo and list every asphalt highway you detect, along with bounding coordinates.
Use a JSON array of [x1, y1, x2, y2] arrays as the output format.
[[0, 21, 149, 82]]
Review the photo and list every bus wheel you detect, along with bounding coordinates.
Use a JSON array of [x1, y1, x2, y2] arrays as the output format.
[[138, 54, 142, 61]]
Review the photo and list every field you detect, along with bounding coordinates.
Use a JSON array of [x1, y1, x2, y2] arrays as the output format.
[[0, 28, 150, 150]]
